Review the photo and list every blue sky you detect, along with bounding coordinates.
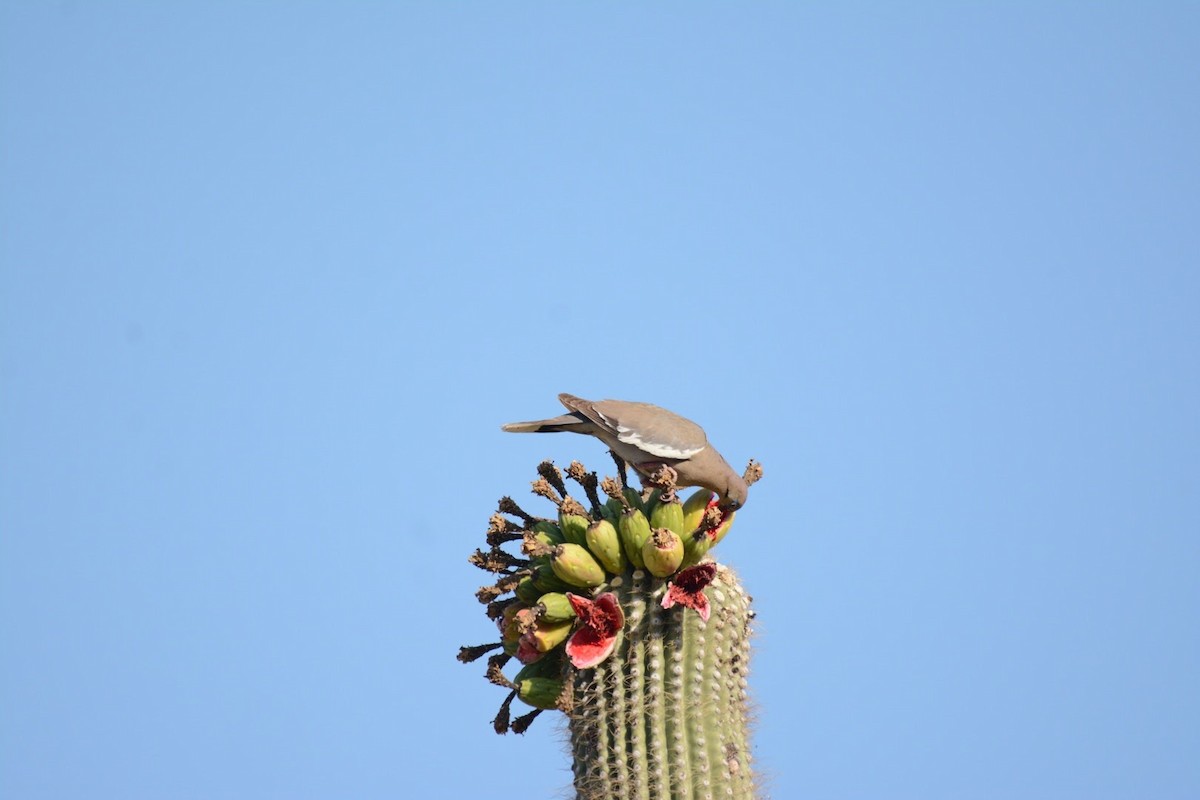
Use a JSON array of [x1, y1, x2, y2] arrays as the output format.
[[2, 3, 1197, 798]]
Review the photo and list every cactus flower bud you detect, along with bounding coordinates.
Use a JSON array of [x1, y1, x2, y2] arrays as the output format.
[[641, 527, 684, 578], [516, 677, 565, 710], [618, 508, 652, 569], [532, 520, 565, 541], [530, 520, 565, 547], [536, 592, 577, 624], [558, 498, 591, 546], [513, 649, 563, 683], [531, 562, 573, 594], [550, 543, 606, 588], [515, 576, 543, 605], [559, 513, 590, 547], [584, 519, 626, 575], [649, 496, 686, 536], [642, 493, 661, 525], [680, 529, 713, 568]]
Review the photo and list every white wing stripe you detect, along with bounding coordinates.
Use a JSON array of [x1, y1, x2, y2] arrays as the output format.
[[619, 429, 705, 459]]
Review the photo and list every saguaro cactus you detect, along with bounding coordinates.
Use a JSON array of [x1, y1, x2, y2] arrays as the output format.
[[460, 458, 763, 800]]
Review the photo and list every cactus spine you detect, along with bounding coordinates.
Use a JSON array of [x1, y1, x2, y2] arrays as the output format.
[[461, 459, 763, 800]]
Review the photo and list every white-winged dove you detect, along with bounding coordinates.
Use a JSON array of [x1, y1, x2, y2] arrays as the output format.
[[502, 393, 749, 509]]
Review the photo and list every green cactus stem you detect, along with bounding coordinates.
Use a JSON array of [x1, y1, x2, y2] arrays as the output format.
[[568, 564, 755, 800]]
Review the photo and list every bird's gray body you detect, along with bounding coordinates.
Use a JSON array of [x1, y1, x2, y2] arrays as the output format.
[[502, 393, 749, 508]]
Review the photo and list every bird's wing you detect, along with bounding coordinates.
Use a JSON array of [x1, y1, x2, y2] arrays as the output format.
[[589, 399, 708, 460]]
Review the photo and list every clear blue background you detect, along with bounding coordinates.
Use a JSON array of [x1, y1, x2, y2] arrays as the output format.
[[2, 4, 1197, 798]]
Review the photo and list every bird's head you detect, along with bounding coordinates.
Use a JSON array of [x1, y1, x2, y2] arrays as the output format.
[[718, 473, 749, 512]]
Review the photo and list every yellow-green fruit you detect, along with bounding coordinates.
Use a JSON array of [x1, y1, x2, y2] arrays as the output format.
[[682, 489, 714, 533], [650, 498, 686, 536], [623, 488, 645, 512], [550, 543, 606, 588], [532, 562, 573, 594], [618, 508, 652, 569], [528, 618, 573, 653], [531, 520, 565, 546], [559, 511, 590, 547], [517, 677, 564, 710], [642, 528, 684, 578], [585, 519, 626, 574], [536, 592, 577, 624]]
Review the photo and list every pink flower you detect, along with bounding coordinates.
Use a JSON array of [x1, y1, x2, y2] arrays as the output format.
[[661, 563, 718, 621], [564, 592, 624, 668]]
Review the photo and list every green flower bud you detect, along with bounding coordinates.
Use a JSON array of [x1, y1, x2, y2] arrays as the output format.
[[600, 499, 621, 525], [643, 493, 661, 524], [550, 543, 606, 588], [515, 575, 543, 604], [650, 497, 686, 536], [559, 511, 590, 547], [641, 528, 684, 578], [517, 677, 564, 710], [531, 520, 565, 546], [618, 508, 651, 569], [513, 649, 563, 683], [531, 562, 573, 594], [680, 529, 713, 569], [585, 519, 626, 575], [536, 592, 577, 624]]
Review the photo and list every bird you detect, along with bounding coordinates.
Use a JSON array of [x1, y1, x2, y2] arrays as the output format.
[[502, 393, 749, 510]]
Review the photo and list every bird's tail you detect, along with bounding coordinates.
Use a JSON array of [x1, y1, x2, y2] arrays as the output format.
[[501, 414, 584, 434]]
